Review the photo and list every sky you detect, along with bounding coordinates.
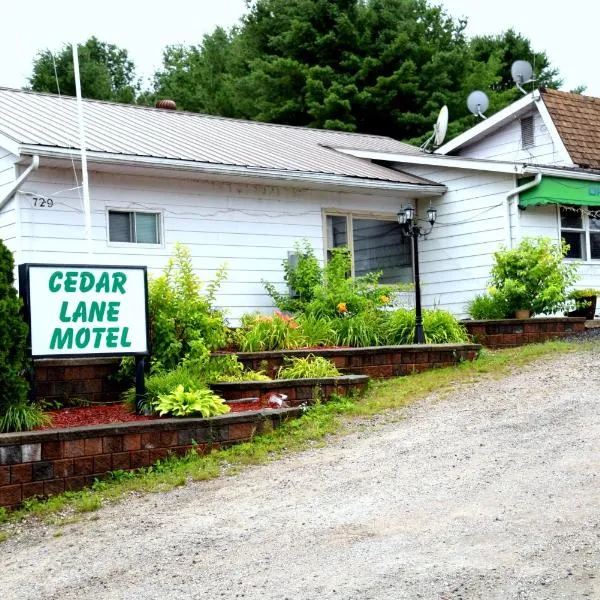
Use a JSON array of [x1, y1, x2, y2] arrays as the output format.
[[1, 0, 598, 95]]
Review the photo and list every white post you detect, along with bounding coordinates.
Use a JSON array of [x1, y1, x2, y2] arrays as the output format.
[[72, 41, 92, 255]]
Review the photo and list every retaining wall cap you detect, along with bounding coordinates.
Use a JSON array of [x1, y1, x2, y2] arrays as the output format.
[[210, 374, 369, 391], [0, 407, 303, 446], [218, 343, 481, 359], [462, 318, 586, 325]]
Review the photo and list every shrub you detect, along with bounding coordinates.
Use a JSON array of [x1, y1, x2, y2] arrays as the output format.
[[235, 311, 305, 351], [277, 356, 341, 379], [489, 237, 579, 316], [330, 311, 388, 347], [467, 293, 508, 320], [0, 240, 40, 432], [155, 385, 230, 418], [148, 243, 228, 371], [386, 309, 468, 345]]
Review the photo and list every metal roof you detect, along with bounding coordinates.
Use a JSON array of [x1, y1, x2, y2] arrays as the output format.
[[0, 88, 434, 186]]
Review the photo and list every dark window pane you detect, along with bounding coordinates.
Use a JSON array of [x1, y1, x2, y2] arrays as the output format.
[[135, 213, 159, 244], [591, 233, 600, 259], [562, 231, 586, 259], [352, 218, 412, 284], [560, 206, 582, 229], [589, 216, 600, 231], [109, 211, 132, 242], [326, 215, 347, 248]]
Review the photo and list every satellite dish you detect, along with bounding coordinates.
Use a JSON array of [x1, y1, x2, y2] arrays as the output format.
[[434, 105, 449, 147], [420, 105, 449, 152], [511, 60, 534, 94], [467, 90, 489, 120]]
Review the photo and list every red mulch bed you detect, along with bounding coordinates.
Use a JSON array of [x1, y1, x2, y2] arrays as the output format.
[[36, 400, 265, 431]]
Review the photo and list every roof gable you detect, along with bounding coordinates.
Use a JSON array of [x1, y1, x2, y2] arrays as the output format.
[[0, 88, 434, 187], [541, 88, 600, 169]]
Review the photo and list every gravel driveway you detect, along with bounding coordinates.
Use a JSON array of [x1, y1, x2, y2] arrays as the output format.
[[2, 347, 599, 600]]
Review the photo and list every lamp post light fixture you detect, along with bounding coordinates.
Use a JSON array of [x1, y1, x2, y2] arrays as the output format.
[[397, 204, 437, 344]]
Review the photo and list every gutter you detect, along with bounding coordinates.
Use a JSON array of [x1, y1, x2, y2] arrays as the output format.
[[505, 172, 542, 248], [0, 155, 39, 211], [17, 146, 446, 196]]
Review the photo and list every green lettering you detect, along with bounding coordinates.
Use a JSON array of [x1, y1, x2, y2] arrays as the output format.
[[72, 301, 87, 323], [120, 327, 132, 348], [50, 328, 73, 349], [59, 301, 71, 323], [75, 328, 91, 349], [64, 271, 78, 292], [106, 302, 120, 322], [106, 327, 119, 348], [96, 272, 110, 293], [49, 271, 63, 292], [89, 301, 106, 322], [80, 271, 95, 293], [92, 327, 106, 348], [112, 272, 127, 294]]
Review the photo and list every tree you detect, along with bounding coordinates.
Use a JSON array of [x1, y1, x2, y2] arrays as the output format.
[[28, 37, 139, 103]]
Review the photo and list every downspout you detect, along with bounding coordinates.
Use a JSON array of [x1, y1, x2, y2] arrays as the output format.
[[0, 155, 40, 211], [505, 171, 542, 248]]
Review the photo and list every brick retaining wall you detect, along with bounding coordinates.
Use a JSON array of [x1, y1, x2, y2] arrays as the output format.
[[462, 318, 586, 349], [0, 408, 302, 508], [224, 344, 481, 379]]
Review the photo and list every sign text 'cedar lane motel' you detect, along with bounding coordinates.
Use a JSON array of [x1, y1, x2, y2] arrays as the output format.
[[19, 265, 148, 358]]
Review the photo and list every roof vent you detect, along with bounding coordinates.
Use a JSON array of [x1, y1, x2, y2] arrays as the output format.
[[155, 99, 177, 110], [521, 116, 534, 149]]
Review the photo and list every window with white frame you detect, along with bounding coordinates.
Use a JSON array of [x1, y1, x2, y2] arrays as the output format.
[[108, 210, 161, 244], [325, 213, 412, 283], [560, 205, 600, 260]]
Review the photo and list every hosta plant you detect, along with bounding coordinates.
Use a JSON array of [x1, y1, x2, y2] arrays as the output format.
[[155, 385, 230, 418], [277, 356, 341, 379]]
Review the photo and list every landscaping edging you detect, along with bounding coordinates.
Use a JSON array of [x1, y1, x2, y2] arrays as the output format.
[[462, 317, 586, 349], [221, 343, 482, 379], [0, 408, 303, 508], [212, 374, 369, 406]]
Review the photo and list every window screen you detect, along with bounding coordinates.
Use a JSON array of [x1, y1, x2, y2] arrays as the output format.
[[109, 211, 132, 242], [109, 210, 160, 244], [135, 213, 159, 244]]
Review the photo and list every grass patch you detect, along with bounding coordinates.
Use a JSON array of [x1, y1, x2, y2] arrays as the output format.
[[0, 339, 590, 527]]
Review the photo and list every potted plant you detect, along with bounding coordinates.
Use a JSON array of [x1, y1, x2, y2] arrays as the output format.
[[566, 289, 600, 319]]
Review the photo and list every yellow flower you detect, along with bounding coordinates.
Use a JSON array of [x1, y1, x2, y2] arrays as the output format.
[[337, 302, 348, 313], [379, 295, 390, 304]]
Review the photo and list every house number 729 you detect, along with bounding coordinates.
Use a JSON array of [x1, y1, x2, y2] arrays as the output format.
[[33, 196, 54, 208]]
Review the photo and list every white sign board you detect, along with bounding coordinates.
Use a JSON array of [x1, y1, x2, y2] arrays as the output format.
[[21, 265, 148, 357]]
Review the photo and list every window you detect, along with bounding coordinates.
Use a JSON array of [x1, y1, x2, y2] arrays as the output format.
[[521, 116, 535, 149], [325, 213, 412, 283], [108, 210, 161, 244], [560, 206, 600, 260]]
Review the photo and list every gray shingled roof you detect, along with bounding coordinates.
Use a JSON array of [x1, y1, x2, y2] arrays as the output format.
[[0, 88, 433, 186]]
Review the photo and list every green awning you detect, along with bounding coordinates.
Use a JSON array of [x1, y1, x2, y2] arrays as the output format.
[[519, 176, 600, 207]]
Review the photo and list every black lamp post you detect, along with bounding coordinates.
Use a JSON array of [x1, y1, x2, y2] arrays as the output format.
[[397, 204, 437, 344]]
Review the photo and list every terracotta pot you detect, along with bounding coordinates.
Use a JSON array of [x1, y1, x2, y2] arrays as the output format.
[[515, 309, 531, 319]]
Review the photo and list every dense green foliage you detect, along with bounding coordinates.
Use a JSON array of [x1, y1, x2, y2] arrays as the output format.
[[155, 385, 230, 418], [147, 243, 228, 371], [467, 237, 580, 319], [386, 308, 468, 344], [277, 356, 341, 379], [28, 5, 561, 143], [29, 37, 139, 102], [236, 312, 305, 351], [0, 241, 48, 432]]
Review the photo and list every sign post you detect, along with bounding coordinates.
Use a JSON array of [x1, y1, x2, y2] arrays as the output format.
[[19, 264, 149, 413]]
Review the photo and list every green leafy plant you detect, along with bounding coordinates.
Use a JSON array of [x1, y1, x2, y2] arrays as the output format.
[[295, 314, 337, 347], [147, 243, 228, 371], [489, 237, 579, 317], [0, 403, 50, 433], [466, 293, 508, 320], [277, 356, 341, 379], [206, 355, 271, 382], [235, 311, 305, 351], [155, 385, 230, 418], [330, 311, 388, 347], [386, 309, 469, 345]]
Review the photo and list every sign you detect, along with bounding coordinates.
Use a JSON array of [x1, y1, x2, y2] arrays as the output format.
[[19, 264, 149, 358]]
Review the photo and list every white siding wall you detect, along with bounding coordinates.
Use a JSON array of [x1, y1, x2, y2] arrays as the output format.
[[0, 151, 18, 252], [401, 165, 516, 317], [17, 166, 408, 324], [458, 109, 572, 166]]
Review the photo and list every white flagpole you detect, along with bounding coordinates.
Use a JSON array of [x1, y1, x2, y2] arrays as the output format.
[[72, 41, 92, 255]]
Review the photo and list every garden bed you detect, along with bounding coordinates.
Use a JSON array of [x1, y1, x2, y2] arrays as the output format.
[[219, 343, 481, 379], [462, 317, 586, 349]]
